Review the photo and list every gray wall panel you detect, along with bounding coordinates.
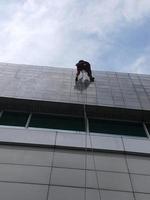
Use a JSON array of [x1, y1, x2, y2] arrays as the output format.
[[127, 154, 150, 175], [123, 138, 150, 154], [87, 135, 124, 151], [48, 186, 84, 200], [87, 152, 127, 172], [0, 164, 51, 184], [56, 133, 85, 148], [53, 149, 85, 169], [131, 174, 150, 193], [135, 193, 150, 200], [98, 171, 132, 191], [0, 127, 56, 146], [101, 190, 134, 200], [0, 145, 53, 166], [0, 182, 48, 200], [51, 168, 85, 187]]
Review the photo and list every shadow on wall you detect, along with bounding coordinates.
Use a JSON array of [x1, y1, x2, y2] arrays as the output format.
[[74, 78, 90, 91]]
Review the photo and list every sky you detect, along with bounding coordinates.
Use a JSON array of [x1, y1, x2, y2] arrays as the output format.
[[0, 0, 150, 73]]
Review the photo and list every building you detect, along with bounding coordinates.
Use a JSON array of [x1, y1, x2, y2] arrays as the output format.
[[0, 62, 150, 200]]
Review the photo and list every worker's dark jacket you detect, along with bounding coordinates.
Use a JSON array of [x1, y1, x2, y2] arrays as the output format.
[[76, 61, 91, 72]]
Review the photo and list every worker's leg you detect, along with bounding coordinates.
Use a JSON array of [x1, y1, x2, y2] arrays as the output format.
[[75, 70, 80, 81], [87, 69, 95, 82]]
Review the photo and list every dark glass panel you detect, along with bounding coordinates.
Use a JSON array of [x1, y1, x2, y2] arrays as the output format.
[[29, 114, 85, 131], [89, 118, 146, 137], [0, 111, 29, 127]]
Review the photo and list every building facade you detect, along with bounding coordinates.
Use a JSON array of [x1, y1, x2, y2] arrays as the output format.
[[0, 62, 150, 199]]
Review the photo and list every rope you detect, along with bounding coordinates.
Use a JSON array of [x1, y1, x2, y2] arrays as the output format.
[[82, 71, 102, 200]]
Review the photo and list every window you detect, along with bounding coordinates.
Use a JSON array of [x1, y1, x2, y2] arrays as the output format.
[[29, 113, 85, 131], [89, 118, 146, 137], [0, 111, 29, 127], [145, 123, 150, 135], [0, 110, 147, 138]]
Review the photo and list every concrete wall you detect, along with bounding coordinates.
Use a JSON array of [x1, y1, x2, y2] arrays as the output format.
[[0, 144, 149, 200], [0, 62, 150, 110], [0, 63, 150, 199]]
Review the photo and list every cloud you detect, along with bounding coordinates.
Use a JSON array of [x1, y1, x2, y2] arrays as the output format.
[[0, 0, 150, 73], [127, 52, 150, 74], [122, 0, 150, 22]]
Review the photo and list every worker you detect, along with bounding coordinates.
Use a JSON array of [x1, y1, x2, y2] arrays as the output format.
[[75, 60, 95, 82]]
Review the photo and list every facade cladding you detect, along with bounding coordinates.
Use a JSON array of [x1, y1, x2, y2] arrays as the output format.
[[1, 63, 150, 200]]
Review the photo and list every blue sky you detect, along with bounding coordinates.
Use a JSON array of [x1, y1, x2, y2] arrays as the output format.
[[0, 0, 150, 74]]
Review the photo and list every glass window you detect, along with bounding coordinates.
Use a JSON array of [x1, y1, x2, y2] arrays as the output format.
[[29, 114, 85, 131], [145, 123, 150, 136], [0, 111, 29, 127], [89, 118, 146, 137]]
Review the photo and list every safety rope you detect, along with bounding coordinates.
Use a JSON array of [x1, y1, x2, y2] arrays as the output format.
[[81, 71, 101, 200]]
